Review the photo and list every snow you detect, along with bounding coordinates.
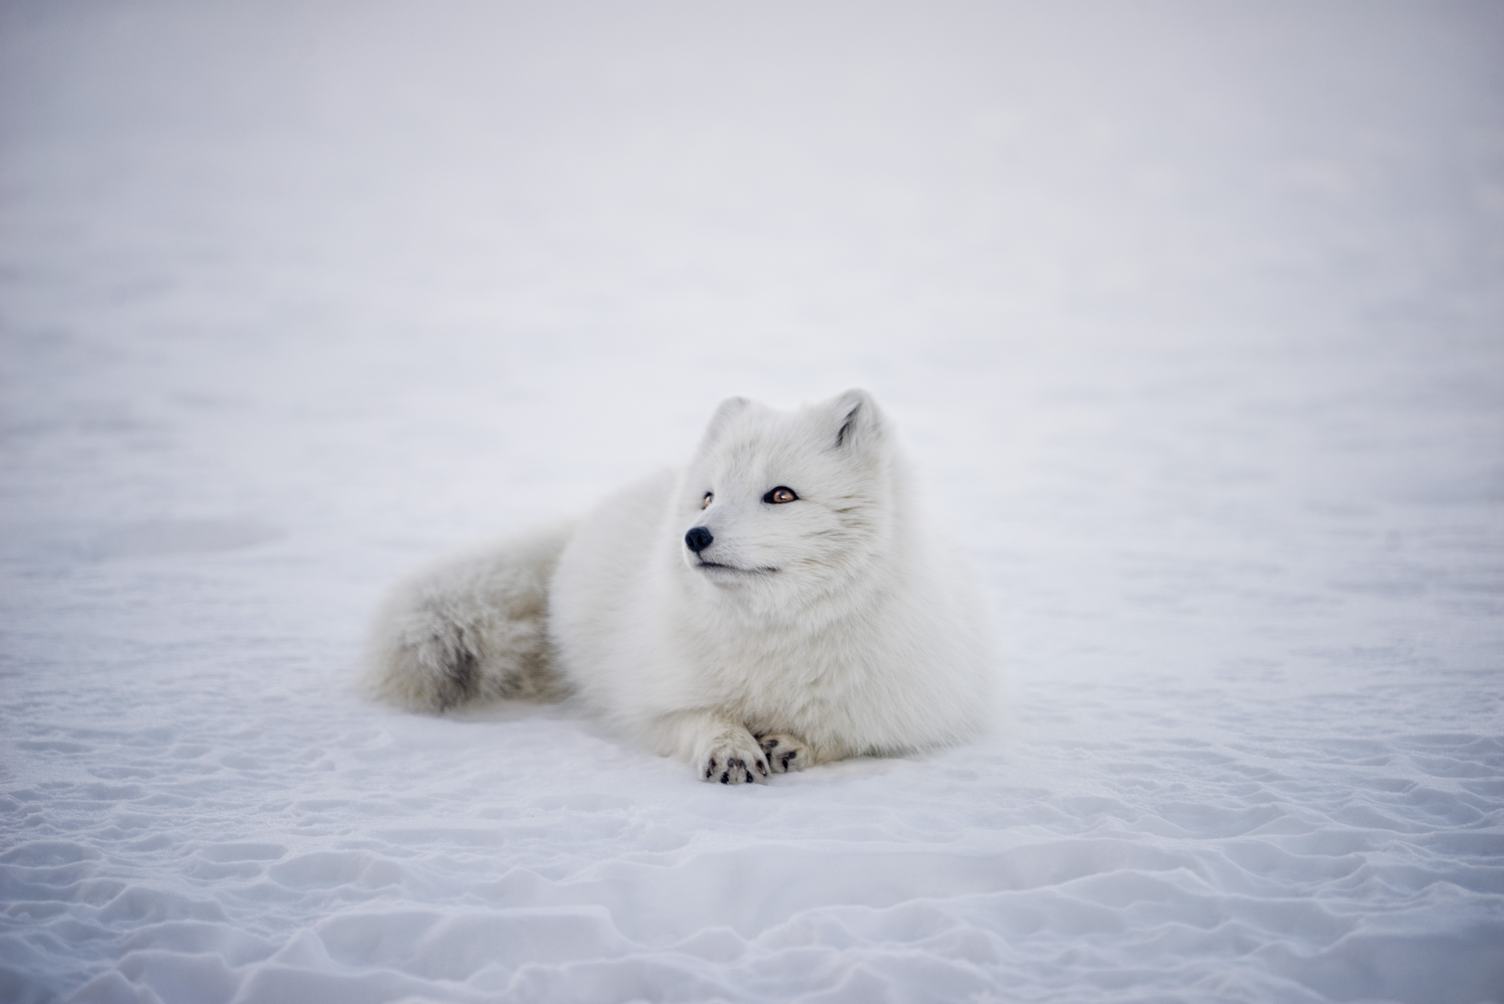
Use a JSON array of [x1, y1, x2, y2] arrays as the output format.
[[2, 2, 1502, 1002]]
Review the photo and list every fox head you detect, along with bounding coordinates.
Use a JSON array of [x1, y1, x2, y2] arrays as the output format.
[[675, 389, 898, 603]]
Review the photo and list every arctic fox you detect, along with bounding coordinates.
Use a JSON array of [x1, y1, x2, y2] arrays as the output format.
[[367, 389, 996, 783]]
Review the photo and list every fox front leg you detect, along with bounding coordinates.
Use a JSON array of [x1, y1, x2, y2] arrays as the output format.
[[651, 709, 771, 785], [753, 733, 811, 774]]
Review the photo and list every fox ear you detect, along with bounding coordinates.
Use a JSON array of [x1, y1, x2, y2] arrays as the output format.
[[699, 395, 750, 449], [829, 388, 884, 451]]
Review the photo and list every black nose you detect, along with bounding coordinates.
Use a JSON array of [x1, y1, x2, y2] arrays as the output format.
[[685, 526, 713, 554]]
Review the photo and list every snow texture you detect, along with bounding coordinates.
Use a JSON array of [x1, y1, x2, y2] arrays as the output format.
[[2, 3, 1502, 1002]]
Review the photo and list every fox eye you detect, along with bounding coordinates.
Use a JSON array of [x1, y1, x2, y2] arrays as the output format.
[[763, 486, 798, 504], [701, 492, 713, 509]]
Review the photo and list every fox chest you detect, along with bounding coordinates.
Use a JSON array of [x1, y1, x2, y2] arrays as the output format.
[[692, 632, 873, 729]]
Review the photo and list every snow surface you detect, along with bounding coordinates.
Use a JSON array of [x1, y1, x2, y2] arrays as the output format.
[[3, 3, 1503, 1002]]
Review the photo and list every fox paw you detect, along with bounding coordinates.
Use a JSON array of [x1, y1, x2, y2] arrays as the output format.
[[755, 733, 809, 774], [699, 731, 769, 785]]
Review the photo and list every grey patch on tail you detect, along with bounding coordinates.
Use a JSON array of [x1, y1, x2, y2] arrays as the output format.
[[365, 524, 573, 713], [440, 638, 480, 710]]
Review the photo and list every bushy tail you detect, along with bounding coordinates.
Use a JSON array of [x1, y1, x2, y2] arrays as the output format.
[[365, 524, 572, 712]]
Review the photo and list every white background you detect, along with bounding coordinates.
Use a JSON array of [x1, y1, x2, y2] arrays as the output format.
[[2, 3, 1501, 1001]]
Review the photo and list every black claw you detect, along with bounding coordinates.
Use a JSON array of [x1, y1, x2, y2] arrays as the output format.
[[760, 737, 778, 752], [781, 751, 796, 769], [708, 757, 717, 770], [720, 771, 729, 784], [756, 760, 768, 776], [704, 766, 713, 779]]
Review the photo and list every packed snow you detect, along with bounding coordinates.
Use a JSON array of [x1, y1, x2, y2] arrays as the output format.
[[3, 3, 1502, 1002]]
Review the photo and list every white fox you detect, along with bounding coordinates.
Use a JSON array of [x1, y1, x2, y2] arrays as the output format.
[[367, 389, 997, 783]]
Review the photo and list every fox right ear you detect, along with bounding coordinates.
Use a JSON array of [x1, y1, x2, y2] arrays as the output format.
[[699, 395, 749, 448]]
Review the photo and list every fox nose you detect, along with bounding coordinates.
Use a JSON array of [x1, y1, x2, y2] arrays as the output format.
[[685, 526, 713, 554]]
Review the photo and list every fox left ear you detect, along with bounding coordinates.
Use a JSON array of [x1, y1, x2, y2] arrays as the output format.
[[829, 388, 884, 451]]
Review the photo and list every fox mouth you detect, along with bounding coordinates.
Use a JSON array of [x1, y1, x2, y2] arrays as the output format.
[[695, 559, 778, 575]]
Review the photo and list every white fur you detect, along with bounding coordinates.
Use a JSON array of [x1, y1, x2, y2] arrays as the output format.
[[367, 390, 997, 783]]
